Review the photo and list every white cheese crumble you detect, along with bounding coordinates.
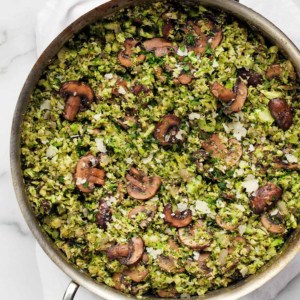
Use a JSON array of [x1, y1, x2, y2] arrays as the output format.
[[234, 204, 245, 212], [106, 196, 117, 206], [146, 247, 163, 259], [238, 224, 247, 236], [95, 138, 107, 153], [193, 251, 200, 261], [285, 153, 298, 163], [118, 86, 126, 95], [93, 113, 102, 120], [46, 145, 58, 158], [40, 100, 51, 110], [212, 60, 219, 68], [241, 174, 259, 195], [104, 73, 114, 79], [177, 46, 188, 56], [125, 157, 133, 164], [249, 144, 255, 152], [195, 200, 211, 214], [175, 130, 184, 140], [76, 177, 87, 185], [142, 153, 154, 164], [177, 203, 188, 212], [188, 112, 201, 120], [240, 266, 249, 277]]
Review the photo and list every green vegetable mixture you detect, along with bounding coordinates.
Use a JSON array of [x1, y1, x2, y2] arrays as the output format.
[[21, 0, 300, 297]]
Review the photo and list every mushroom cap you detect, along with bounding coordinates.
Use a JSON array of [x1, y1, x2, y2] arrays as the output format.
[[154, 114, 181, 146], [178, 220, 211, 250], [261, 214, 285, 234], [107, 237, 145, 266], [118, 39, 145, 68], [238, 68, 262, 87], [229, 80, 248, 113], [202, 133, 242, 167], [60, 81, 94, 107], [163, 203, 193, 228], [143, 38, 174, 51], [266, 64, 282, 80], [251, 183, 283, 214], [128, 205, 157, 228], [209, 29, 222, 49], [74, 154, 105, 193], [126, 168, 161, 200], [268, 98, 293, 131], [157, 255, 184, 273], [120, 237, 145, 265], [211, 82, 235, 102], [124, 264, 149, 283], [96, 200, 111, 229]]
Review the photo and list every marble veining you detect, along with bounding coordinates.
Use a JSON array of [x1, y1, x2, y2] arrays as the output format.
[[1, 0, 300, 299]]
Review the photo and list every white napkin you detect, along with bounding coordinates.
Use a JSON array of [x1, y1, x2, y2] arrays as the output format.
[[35, 1, 300, 299]]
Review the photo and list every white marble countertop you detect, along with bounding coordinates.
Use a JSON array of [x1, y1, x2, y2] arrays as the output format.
[[1, 0, 300, 299]]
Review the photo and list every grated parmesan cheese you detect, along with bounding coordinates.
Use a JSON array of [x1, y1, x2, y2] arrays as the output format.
[[95, 138, 107, 153], [241, 174, 259, 195]]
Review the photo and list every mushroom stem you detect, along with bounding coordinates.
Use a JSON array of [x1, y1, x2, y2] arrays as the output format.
[[64, 96, 81, 122]]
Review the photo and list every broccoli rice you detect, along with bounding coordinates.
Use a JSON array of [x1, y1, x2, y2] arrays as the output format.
[[21, 0, 300, 297]]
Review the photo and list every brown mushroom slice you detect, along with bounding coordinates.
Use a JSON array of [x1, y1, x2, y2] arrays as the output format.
[[157, 255, 185, 273], [178, 73, 193, 85], [164, 203, 193, 228], [251, 183, 282, 214], [226, 138, 243, 166], [266, 64, 282, 80], [154, 114, 181, 146], [96, 200, 111, 230], [168, 239, 179, 251], [261, 214, 285, 234], [178, 220, 211, 250], [124, 264, 149, 282], [113, 273, 126, 291], [209, 29, 222, 49], [202, 134, 242, 166], [238, 68, 262, 87], [128, 205, 157, 228], [74, 154, 105, 193], [157, 287, 179, 298], [188, 37, 207, 55], [268, 98, 293, 131], [115, 116, 137, 130], [229, 80, 248, 113], [107, 237, 144, 266], [126, 168, 161, 200], [143, 38, 175, 57], [118, 39, 145, 68], [162, 21, 174, 38], [60, 81, 94, 122], [215, 214, 238, 231], [274, 159, 299, 170], [211, 82, 235, 102], [197, 252, 212, 274]]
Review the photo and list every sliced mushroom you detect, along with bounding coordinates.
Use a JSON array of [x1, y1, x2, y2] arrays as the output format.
[[178, 220, 211, 250], [162, 21, 174, 39], [107, 237, 144, 266], [157, 255, 185, 273], [157, 287, 179, 298], [115, 116, 137, 130], [188, 37, 207, 55], [164, 203, 193, 228], [197, 252, 212, 274], [261, 214, 285, 234], [96, 200, 111, 229], [113, 273, 127, 291], [124, 264, 149, 282], [60, 81, 94, 121], [168, 239, 179, 251], [209, 29, 222, 49], [274, 159, 299, 170], [238, 68, 262, 87], [229, 80, 248, 113], [126, 168, 161, 200], [128, 205, 157, 228], [266, 64, 282, 80], [143, 38, 176, 57], [131, 84, 149, 95], [202, 134, 242, 166], [112, 78, 128, 96], [211, 82, 235, 102], [74, 154, 105, 193], [215, 214, 238, 231], [177, 72, 193, 85], [118, 39, 145, 67], [154, 114, 181, 146], [268, 98, 293, 131], [251, 183, 282, 214]]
